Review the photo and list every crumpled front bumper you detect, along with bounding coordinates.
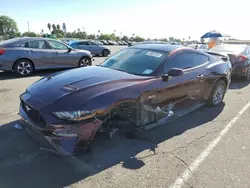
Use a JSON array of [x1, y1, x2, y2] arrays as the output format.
[[19, 106, 103, 155]]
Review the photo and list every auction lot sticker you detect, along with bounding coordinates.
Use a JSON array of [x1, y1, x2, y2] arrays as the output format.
[[146, 51, 163, 58]]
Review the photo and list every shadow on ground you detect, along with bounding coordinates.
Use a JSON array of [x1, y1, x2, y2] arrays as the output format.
[[0, 103, 225, 188], [229, 77, 250, 89]]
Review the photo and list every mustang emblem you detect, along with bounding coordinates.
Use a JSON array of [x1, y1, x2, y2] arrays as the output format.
[[26, 105, 31, 112]]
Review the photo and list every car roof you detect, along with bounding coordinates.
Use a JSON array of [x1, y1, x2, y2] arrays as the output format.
[[0, 37, 58, 47], [130, 44, 186, 53]]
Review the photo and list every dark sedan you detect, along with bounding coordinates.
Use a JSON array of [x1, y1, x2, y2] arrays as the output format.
[[0, 37, 92, 76], [209, 44, 250, 80], [19, 44, 232, 154]]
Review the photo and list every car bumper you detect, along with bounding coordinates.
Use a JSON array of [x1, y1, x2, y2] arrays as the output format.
[[232, 65, 249, 77], [19, 106, 103, 155]]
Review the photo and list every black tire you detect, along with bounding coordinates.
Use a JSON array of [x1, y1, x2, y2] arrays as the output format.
[[206, 80, 226, 106], [78, 57, 91, 67], [14, 59, 34, 76], [244, 69, 250, 81], [102, 49, 109, 57]]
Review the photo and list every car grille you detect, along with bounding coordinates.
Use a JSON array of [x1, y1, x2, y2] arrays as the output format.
[[21, 100, 46, 128]]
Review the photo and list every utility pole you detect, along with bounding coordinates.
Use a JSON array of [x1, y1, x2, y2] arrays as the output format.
[[27, 21, 30, 32]]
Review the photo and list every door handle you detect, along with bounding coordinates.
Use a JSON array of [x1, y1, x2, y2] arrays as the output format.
[[197, 74, 204, 78]]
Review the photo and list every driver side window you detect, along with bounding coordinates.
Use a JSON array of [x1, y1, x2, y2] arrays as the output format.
[[164, 52, 209, 73], [48, 40, 68, 50]]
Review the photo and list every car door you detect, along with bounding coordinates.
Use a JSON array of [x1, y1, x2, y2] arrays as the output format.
[[47, 40, 78, 67], [143, 52, 209, 123], [22, 40, 54, 69], [88, 41, 101, 54], [77, 41, 91, 52]]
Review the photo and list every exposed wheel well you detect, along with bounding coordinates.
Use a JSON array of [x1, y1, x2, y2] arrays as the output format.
[[12, 58, 35, 70], [218, 76, 228, 87]]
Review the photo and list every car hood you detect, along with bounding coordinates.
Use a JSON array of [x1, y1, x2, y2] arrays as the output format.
[[25, 66, 153, 112], [72, 48, 91, 55]]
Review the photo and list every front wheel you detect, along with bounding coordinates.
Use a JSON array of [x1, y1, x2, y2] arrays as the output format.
[[78, 57, 91, 67], [206, 80, 226, 106], [14, 59, 33, 76]]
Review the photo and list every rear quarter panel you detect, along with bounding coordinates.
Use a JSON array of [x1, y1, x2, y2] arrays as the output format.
[[0, 48, 30, 70], [204, 59, 232, 99]]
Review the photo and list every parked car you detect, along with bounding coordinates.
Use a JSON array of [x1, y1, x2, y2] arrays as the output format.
[[19, 44, 231, 154], [94, 40, 104, 46], [107, 40, 118, 45], [100, 40, 109, 45], [130, 41, 169, 46], [121, 41, 129, 45], [209, 44, 250, 80], [69, 40, 110, 57], [117, 41, 126, 45], [0, 37, 92, 76]]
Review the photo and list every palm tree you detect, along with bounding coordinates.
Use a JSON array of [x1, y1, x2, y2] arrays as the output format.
[[52, 24, 56, 31], [56, 24, 60, 31], [47, 23, 51, 32]]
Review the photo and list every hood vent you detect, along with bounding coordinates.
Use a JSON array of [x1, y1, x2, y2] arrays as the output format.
[[60, 85, 79, 92]]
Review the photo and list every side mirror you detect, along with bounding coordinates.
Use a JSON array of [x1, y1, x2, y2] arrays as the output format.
[[162, 68, 184, 81], [168, 68, 184, 76], [67, 47, 72, 53]]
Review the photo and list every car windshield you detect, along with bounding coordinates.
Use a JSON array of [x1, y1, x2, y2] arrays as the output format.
[[100, 48, 167, 76]]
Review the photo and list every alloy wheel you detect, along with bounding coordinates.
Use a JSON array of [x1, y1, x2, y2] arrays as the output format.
[[17, 62, 32, 75], [212, 84, 225, 105], [80, 58, 90, 67]]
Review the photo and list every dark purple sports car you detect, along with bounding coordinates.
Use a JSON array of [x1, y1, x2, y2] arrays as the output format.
[[19, 44, 232, 154]]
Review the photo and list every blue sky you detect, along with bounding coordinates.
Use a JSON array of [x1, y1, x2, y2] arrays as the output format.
[[1, 0, 249, 40]]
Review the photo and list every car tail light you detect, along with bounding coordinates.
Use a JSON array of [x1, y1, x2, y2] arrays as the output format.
[[237, 55, 248, 63], [0, 48, 6, 55]]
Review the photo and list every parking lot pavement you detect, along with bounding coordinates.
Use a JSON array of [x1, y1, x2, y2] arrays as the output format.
[[0, 58, 250, 187]]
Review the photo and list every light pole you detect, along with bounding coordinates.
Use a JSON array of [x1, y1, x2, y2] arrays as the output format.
[[27, 21, 30, 32]]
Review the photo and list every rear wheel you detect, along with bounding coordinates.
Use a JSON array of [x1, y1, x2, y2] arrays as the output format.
[[14, 59, 33, 76], [102, 49, 109, 57], [206, 80, 226, 106], [78, 57, 91, 67]]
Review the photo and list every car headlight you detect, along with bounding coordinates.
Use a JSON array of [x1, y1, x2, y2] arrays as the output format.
[[53, 110, 96, 121]]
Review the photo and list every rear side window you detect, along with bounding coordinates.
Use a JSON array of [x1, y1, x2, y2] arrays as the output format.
[[164, 52, 209, 72], [28, 40, 48, 49], [78, 41, 89, 45], [88, 41, 96, 45]]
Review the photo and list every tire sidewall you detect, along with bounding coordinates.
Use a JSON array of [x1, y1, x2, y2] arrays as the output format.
[[208, 80, 226, 106], [78, 57, 91, 67], [245, 69, 250, 81], [102, 50, 108, 57], [14, 60, 33, 76]]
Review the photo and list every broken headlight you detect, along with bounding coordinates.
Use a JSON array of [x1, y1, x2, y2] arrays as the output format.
[[53, 110, 96, 121]]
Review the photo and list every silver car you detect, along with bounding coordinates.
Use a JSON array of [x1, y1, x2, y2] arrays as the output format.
[[0, 37, 92, 76], [69, 40, 111, 57]]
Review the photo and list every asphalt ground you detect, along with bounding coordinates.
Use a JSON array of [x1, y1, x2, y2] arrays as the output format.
[[0, 45, 250, 188]]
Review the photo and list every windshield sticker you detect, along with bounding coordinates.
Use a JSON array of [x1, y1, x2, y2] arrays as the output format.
[[146, 51, 163, 58], [143, 69, 153, 74]]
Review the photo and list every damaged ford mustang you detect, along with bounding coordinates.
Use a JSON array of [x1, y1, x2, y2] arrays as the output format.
[[19, 44, 232, 155]]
